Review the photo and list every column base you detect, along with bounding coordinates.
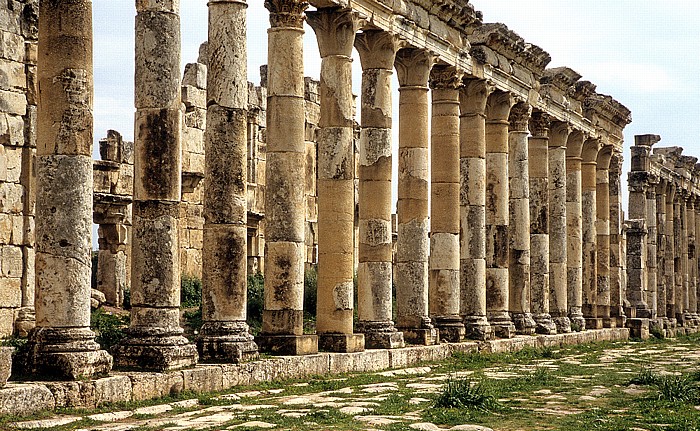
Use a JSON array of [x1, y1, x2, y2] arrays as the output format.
[[14, 307, 36, 338], [627, 318, 650, 340], [533, 314, 557, 335], [23, 327, 112, 380], [114, 333, 198, 372], [256, 334, 318, 356], [568, 308, 586, 331], [463, 316, 494, 341], [357, 321, 404, 349], [512, 313, 536, 335], [552, 316, 571, 334], [197, 322, 259, 363], [585, 317, 603, 330], [433, 316, 465, 343], [615, 315, 627, 328], [488, 312, 516, 338], [398, 327, 439, 346], [319, 333, 365, 353], [602, 317, 616, 328]]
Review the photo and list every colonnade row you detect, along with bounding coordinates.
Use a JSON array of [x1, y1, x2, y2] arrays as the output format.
[[24, 0, 634, 379], [626, 136, 700, 329]]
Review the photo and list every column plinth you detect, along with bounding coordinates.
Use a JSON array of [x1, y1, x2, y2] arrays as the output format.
[[566, 131, 586, 330]]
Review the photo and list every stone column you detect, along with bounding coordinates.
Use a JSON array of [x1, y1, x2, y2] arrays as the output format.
[[508, 102, 535, 335], [307, 9, 364, 353], [459, 79, 494, 341], [694, 196, 700, 321], [673, 192, 683, 323], [197, 0, 258, 363], [644, 175, 659, 320], [485, 91, 516, 338], [528, 111, 556, 334], [609, 152, 626, 327], [565, 131, 586, 330], [680, 194, 690, 323], [114, 0, 197, 371], [257, 0, 318, 356], [96, 213, 129, 307], [686, 197, 697, 323], [548, 122, 571, 333], [581, 139, 601, 329], [394, 48, 438, 345], [596, 147, 613, 327], [666, 184, 677, 324], [26, 0, 112, 379], [625, 219, 649, 336], [428, 65, 464, 342], [655, 180, 668, 325], [354, 30, 404, 349]]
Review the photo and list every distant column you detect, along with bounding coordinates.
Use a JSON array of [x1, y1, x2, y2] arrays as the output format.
[[27, 0, 112, 379], [680, 194, 690, 324], [655, 180, 668, 325], [459, 79, 494, 341], [257, 0, 318, 355], [394, 48, 438, 345], [644, 175, 659, 320], [428, 65, 464, 342], [608, 152, 626, 328], [581, 140, 601, 329], [114, 0, 198, 371], [694, 196, 700, 321], [485, 91, 516, 338], [528, 111, 556, 334], [354, 30, 404, 349], [596, 147, 613, 327], [673, 192, 683, 323], [508, 102, 535, 335], [686, 197, 697, 323], [548, 122, 571, 333], [307, 8, 364, 353], [666, 184, 677, 324], [566, 131, 586, 330]]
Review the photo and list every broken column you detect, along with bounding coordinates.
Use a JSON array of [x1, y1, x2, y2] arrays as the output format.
[[395, 47, 438, 345], [197, 0, 258, 362], [27, 0, 112, 378], [115, 0, 197, 370], [354, 30, 404, 349], [459, 79, 494, 341], [528, 111, 556, 334], [581, 139, 601, 329], [508, 102, 535, 335], [428, 65, 464, 342], [307, 8, 364, 352], [596, 147, 613, 327], [485, 91, 516, 338], [565, 131, 586, 329], [257, 0, 318, 355], [548, 122, 571, 333]]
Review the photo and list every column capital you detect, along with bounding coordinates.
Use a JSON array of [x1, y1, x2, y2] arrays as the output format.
[[306, 9, 360, 58], [508, 101, 531, 132], [529, 111, 552, 138], [429, 65, 463, 91], [634, 134, 661, 148], [265, 0, 308, 29], [459, 78, 493, 116], [608, 150, 624, 174], [395, 47, 436, 88], [355, 30, 400, 70], [485, 90, 514, 122], [549, 121, 571, 148]]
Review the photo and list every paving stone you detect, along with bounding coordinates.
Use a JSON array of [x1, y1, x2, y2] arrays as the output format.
[[13, 416, 81, 429], [354, 415, 401, 426], [409, 397, 431, 404], [230, 421, 277, 428], [339, 405, 371, 414], [87, 411, 135, 422], [449, 426, 494, 431], [410, 423, 441, 431]]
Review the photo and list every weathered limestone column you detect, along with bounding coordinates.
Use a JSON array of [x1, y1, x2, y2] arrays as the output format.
[[96, 217, 129, 307], [655, 180, 668, 324], [686, 197, 697, 323], [508, 102, 535, 335], [485, 91, 516, 338], [565, 131, 586, 329], [354, 30, 404, 349], [596, 147, 613, 327], [395, 48, 438, 345], [114, 0, 198, 370], [307, 9, 364, 352], [673, 192, 684, 323], [666, 184, 677, 324], [528, 112, 556, 334], [548, 122, 571, 333], [428, 65, 465, 342], [694, 196, 700, 321], [625, 219, 648, 336], [197, 0, 258, 363], [581, 139, 601, 329], [257, 0, 318, 355], [681, 193, 690, 323], [459, 79, 494, 341], [644, 175, 659, 319], [609, 152, 626, 327], [26, 0, 112, 379]]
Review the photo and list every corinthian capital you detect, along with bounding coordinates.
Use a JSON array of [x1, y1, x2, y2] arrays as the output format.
[[307, 9, 360, 57], [429, 65, 463, 91], [529, 111, 552, 138], [508, 102, 532, 132], [459, 78, 493, 115], [264, 0, 308, 29], [355, 30, 400, 70], [395, 48, 435, 87]]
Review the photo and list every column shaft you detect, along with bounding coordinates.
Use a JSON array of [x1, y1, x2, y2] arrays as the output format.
[[581, 141, 600, 329], [681, 196, 690, 322], [673, 195, 683, 322], [28, 0, 112, 379], [666, 186, 677, 323], [694, 200, 700, 320], [596, 149, 612, 326], [686, 199, 697, 322], [655, 183, 667, 323], [644, 180, 659, 320], [608, 153, 626, 327], [565, 132, 585, 329]]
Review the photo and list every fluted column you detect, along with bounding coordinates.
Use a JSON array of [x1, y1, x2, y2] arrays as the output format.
[[428, 65, 464, 342], [581, 139, 601, 329], [197, 0, 258, 363], [485, 91, 516, 338], [548, 122, 571, 333], [459, 79, 494, 341], [307, 9, 364, 353], [114, 0, 197, 370], [395, 48, 438, 345], [655, 180, 668, 324], [566, 131, 585, 330], [596, 147, 613, 327], [26, 0, 112, 379], [508, 102, 535, 335], [528, 111, 556, 334], [609, 152, 626, 327], [354, 31, 404, 349], [665, 184, 677, 324], [257, 0, 318, 356]]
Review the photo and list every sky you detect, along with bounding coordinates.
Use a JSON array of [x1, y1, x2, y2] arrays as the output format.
[[92, 1, 700, 215]]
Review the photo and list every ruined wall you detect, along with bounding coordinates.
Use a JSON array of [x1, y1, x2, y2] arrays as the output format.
[[0, 0, 37, 337]]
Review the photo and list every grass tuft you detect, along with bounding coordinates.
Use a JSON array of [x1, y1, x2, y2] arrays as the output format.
[[433, 378, 501, 412]]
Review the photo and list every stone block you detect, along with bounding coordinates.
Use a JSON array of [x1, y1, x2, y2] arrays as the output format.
[[0, 182, 24, 213], [329, 349, 391, 374], [182, 365, 224, 394], [45, 381, 96, 409], [221, 363, 250, 389], [0, 308, 14, 337], [0, 346, 11, 387], [278, 354, 329, 380], [389, 344, 449, 369], [1, 145, 22, 183], [0, 276, 21, 307], [182, 85, 206, 109], [182, 62, 207, 89], [1, 245, 22, 277], [0, 88, 26, 116], [0, 58, 26, 91], [319, 333, 365, 353], [129, 372, 185, 402], [0, 383, 55, 415], [95, 375, 132, 406], [182, 125, 205, 155], [0, 30, 25, 62]]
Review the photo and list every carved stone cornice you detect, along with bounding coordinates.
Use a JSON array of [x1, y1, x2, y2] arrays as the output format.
[[459, 78, 493, 115], [508, 102, 531, 132], [679, 155, 698, 172], [654, 146, 683, 167], [354, 30, 401, 71], [541, 67, 582, 92], [395, 48, 435, 87], [468, 23, 550, 75], [306, 9, 360, 57], [634, 134, 661, 148], [265, 0, 308, 29], [571, 80, 597, 102], [424, 0, 482, 32], [584, 93, 632, 128], [529, 111, 552, 138], [429, 65, 463, 90]]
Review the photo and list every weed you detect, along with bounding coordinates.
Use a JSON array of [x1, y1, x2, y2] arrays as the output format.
[[247, 272, 264, 335], [0, 336, 27, 349], [629, 367, 659, 385], [183, 307, 203, 338], [650, 323, 665, 339], [433, 378, 501, 412], [655, 374, 699, 403], [90, 308, 129, 351], [181, 274, 202, 308]]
